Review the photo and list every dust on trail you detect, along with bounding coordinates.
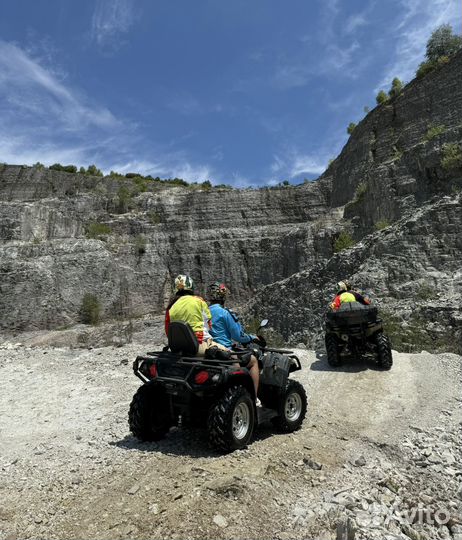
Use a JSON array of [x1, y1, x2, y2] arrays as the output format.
[[0, 343, 460, 540]]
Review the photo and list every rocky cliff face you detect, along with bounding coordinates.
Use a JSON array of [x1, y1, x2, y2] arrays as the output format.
[[246, 51, 462, 353], [0, 165, 338, 331], [247, 193, 462, 354], [323, 49, 462, 236], [0, 52, 461, 351]]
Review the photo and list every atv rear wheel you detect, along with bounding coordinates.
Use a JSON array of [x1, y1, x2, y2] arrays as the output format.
[[376, 333, 393, 370], [272, 380, 307, 432], [129, 383, 173, 441], [325, 333, 342, 367], [208, 386, 256, 452]]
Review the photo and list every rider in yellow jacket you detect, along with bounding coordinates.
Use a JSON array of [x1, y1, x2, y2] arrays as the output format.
[[165, 275, 225, 355], [330, 280, 370, 310]]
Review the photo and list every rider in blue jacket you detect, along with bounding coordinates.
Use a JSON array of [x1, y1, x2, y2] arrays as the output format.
[[208, 282, 260, 396]]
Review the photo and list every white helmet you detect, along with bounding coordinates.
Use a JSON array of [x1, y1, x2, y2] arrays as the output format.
[[174, 274, 194, 292], [338, 280, 352, 291]]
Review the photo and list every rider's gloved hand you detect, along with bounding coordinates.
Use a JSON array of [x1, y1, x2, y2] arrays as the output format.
[[252, 335, 267, 348]]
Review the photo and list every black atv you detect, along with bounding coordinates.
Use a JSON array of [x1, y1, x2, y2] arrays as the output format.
[[129, 320, 307, 453], [324, 303, 393, 369]]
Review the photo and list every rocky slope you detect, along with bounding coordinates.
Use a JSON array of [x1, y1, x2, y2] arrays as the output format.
[[0, 51, 461, 351], [247, 192, 462, 354], [323, 49, 462, 236]]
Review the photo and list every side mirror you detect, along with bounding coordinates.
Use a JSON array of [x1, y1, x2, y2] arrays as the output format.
[[259, 319, 269, 328]]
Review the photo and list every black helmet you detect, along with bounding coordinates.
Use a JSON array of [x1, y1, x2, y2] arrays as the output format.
[[209, 281, 229, 302]]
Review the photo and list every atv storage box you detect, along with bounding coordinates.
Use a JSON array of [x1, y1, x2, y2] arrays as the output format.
[[260, 352, 290, 388], [327, 303, 378, 327]]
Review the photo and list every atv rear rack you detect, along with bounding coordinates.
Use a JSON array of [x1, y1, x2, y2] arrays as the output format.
[[132, 351, 251, 384]]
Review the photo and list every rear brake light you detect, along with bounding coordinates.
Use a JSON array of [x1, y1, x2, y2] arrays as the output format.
[[149, 364, 157, 378], [194, 371, 209, 384]]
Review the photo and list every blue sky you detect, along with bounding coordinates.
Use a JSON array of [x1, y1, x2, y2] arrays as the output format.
[[0, 0, 460, 186]]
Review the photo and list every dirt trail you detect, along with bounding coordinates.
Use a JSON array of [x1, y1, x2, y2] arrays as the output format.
[[0, 343, 460, 540]]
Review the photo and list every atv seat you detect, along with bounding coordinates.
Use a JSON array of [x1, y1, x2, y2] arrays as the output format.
[[168, 321, 199, 356]]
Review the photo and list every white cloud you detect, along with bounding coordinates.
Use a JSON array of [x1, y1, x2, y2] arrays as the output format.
[[318, 0, 340, 46], [91, 0, 136, 50], [166, 94, 223, 116], [230, 174, 253, 188], [344, 14, 368, 35], [326, 93, 356, 112], [106, 159, 165, 176], [272, 64, 312, 90], [288, 154, 327, 177], [105, 157, 213, 184], [273, 38, 363, 89], [1, 130, 215, 184], [324, 41, 360, 72], [0, 134, 91, 167], [0, 39, 125, 169], [170, 162, 213, 183], [273, 0, 373, 91], [268, 127, 353, 183], [0, 40, 213, 183], [0, 40, 118, 130], [270, 150, 327, 180], [374, 0, 462, 92], [249, 49, 264, 62]]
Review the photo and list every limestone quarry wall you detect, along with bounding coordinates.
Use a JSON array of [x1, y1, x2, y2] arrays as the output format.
[[0, 51, 461, 348]]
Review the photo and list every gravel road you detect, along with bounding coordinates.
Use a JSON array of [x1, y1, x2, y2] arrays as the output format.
[[0, 340, 461, 540]]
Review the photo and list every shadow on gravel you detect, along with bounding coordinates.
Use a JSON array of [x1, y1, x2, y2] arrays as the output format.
[[112, 422, 276, 458], [113, 428, 216, 458], [311, 350, 383, 373]]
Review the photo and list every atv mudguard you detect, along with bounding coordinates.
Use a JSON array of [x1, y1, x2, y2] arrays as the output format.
[[260, 352, 290, 389]]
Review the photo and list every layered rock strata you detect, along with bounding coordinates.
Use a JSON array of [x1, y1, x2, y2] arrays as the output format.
[[0, 166, 336, 330], [247, 193, 462, 354]]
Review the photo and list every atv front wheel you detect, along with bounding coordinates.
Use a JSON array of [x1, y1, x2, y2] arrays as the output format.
[[272, 380, 307, 432], [376, 333, 393, 370], [129, 382, 173, 441], [325, 333, 342, 367], [208, 386, 256, 452]]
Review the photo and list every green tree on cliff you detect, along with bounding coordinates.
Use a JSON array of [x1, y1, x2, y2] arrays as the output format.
[[86, 164, 103, 176], [426, 24, 462, 62], [388, 77, 403, 99], [376, 90, 389, 105], [417, 24, 462, 77], [50, 163, 77, 173], [347, 122, 357, 135]]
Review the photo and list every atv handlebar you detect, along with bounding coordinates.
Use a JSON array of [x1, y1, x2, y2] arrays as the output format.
[[263, 347, 295, 354]]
